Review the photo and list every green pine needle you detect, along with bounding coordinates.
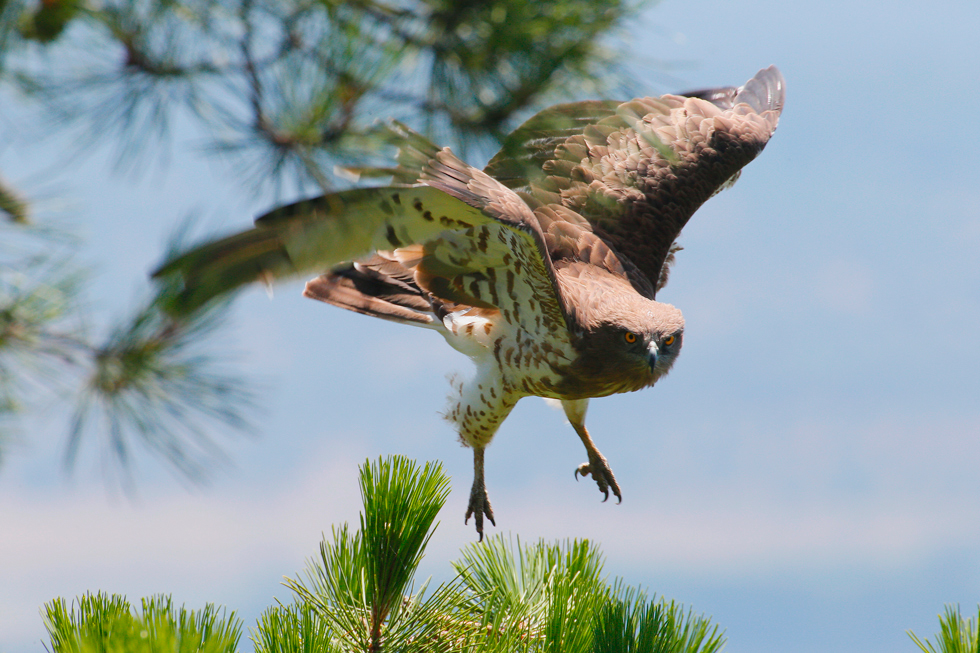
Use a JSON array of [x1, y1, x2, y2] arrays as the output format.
[[592, 582, 725, 653], [452, 535, 609, 650], [43, 591, 242, 653], [285, 455, 451, 651], [910, 605, 980, 653], [358, 456, 451, 622], [47, 457, 729, 653], [252, 600, 340, 653]]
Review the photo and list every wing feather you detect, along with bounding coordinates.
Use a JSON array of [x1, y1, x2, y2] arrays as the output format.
[[484, 65, 785, 297], [154, 68, 783, 327], [154, 185, 486, 314], [154, 126, 570, 338]]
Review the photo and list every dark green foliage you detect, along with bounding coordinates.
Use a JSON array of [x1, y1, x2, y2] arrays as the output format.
[[909, 605, 980, 653], [0, 174, 29, 222], [44, 456, 727, 653], [252, 601, 338, 653], [361, 0, 638, 149], [592, 583, 725, 653], [1, 226, 87, 464], [7, 0, 644, 190], [18, 0, 82, 43], [286, 456, 455, 651], [43, 591, 242, 653]]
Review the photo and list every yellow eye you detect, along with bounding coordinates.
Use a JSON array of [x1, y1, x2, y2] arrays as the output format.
[[624, 332, 637, 344], [664, 335, 676, 346]]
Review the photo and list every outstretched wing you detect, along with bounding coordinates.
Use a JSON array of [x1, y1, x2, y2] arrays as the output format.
[[153, 127, 569, 339], [485, 65, 785, 297]]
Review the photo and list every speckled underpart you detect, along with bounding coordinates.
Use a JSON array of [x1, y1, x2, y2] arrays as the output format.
[[441, 312, 576, 449]]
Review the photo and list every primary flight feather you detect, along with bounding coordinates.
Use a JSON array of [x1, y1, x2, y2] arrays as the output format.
[[154, 66, 785, 538]]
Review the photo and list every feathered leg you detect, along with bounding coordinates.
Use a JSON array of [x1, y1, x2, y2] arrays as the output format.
[[446, 369, 516, 539]]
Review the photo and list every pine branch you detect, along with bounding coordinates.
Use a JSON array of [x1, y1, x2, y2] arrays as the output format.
[[43, 592, 242, 653], [909, 605, 980, 653], [0, 175, 29, 223], [65, 289, 255, 485]]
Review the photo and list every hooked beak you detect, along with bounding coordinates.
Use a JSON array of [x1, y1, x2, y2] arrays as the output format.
[[647, 342, 660, 371]]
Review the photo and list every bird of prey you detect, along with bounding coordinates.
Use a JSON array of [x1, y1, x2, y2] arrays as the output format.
[[154, 66, 785, 538]]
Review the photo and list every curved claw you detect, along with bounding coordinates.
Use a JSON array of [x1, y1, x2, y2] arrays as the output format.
[[566, 409, 623, 505], [575, 464, 610, 501], [575, 455, 622, 505], [465, 492, 496, 542]]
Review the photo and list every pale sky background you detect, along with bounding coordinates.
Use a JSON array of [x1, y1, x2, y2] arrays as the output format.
[[2, 0, 980, 651]]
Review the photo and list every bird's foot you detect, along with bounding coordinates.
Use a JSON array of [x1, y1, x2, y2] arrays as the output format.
[[464, 481, 495, 541], [575, 450, 622, 504]]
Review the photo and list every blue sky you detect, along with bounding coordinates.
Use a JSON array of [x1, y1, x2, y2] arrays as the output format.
[[2, 0, 980, 651]]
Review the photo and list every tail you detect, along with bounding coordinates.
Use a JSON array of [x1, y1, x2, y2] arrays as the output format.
[[303, 254, 440, 327]]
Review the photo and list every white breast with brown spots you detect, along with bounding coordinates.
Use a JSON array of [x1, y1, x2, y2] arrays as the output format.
[[425, 221, 577, 449], [439, 308, 577, 448]]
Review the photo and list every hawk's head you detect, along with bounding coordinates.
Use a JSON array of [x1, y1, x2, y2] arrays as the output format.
[[558, 274, 685, 398]]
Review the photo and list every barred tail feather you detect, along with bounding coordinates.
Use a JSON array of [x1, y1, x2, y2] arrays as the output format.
[[304, 266, 436, 326]]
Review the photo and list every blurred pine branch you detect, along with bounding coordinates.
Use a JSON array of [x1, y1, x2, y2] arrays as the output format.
[[0, 222, 255, 480], [0, 0, 654, 480], [7, 0, 646, 190]]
